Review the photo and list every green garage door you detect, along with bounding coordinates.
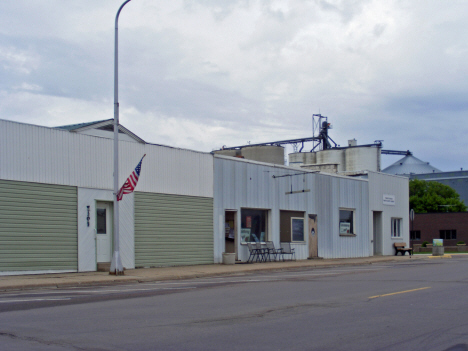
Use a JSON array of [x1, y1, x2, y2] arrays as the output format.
[[0, 179, 78, 272], [135, 192, 213, 267]]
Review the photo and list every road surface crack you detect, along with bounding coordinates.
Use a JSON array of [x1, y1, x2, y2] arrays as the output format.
[[0, 330, 109, 350]]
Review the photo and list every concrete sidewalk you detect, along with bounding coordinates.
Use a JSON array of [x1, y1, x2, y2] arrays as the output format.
[[0, 255, 430, 292]]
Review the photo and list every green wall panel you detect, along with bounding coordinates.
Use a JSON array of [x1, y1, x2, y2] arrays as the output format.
[[0, 180, 78, 271], [135, 192, 213, 267]]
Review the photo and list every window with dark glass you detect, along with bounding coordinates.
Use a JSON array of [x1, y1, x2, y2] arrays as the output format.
[[440, 230, 456, 240], [280, 211, 305, 242], [410, 230, 421, 240], [240, 209, 268, 243], [291, 218, 304, 242], [96, 208, 107, 234], [339, 209, 354, 235], [391, 218, 402, 238]]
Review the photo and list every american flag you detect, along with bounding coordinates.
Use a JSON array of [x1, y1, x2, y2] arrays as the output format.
[[117, 154, 146, 201]]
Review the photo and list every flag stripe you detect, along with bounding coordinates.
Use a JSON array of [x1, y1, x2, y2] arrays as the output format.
[[117, 155, 145, 201]]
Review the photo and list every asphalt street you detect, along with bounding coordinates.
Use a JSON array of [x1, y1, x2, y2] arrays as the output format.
[[1, 257, 468, 350]]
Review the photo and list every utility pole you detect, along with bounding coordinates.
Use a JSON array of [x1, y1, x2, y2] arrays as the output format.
[[110, 0, 132, 275]]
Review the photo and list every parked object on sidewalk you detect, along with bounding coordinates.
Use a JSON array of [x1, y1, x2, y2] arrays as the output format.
[[280, 242, 296, 261], [255, 242, 267, 262], [265, 241, 281, 261], [222, 253, 235, 265], [394, 242, 413, 256], [247, 243, 263, 263]]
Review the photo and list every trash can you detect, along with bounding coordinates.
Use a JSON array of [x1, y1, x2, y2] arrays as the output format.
[[432, 246, 444, 256], [432, 239, 444, 256], [222, 253, 236, 265]]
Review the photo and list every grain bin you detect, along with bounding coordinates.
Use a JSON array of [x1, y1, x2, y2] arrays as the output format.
[[317, 149, 345, 172], [304, 152, 317, 165], [241, 145, 284, 165], [214, 149, 238, 157], [345, 146, 380, 172], [288, 152, 305, 167]]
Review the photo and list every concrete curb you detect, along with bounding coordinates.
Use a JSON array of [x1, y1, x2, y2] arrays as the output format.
[[0, 255, 428, 292]]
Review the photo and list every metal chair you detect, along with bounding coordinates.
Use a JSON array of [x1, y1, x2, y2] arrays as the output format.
[[280, 242, 296, 261], [265, 241, 281, 261], [255, 242, 267, 262], [247, 242, 262, 263]]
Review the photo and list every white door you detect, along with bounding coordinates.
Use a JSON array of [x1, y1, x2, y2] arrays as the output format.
[[96, 202, 112, 263]]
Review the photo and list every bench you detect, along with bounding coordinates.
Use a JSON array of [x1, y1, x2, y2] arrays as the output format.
[[394, 242, 413, 256]]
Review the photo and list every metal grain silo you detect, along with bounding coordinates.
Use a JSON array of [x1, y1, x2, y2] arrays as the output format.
[[288, 152, 317, 167], [317, 149, 345, 172], [305, 152, 317, 165], [241, 145, 285, 165], [288, 152, 305, 167], [214, 149, 238, 157], [345, 146, 380, 172]]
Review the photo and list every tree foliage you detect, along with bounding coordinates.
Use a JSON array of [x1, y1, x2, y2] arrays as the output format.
[[409, 179, 467, 213]]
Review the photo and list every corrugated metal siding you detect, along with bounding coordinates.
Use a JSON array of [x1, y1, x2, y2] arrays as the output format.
[[134, 192, 213, 267], [214, 157, 371, 262], [0, 179, 78, 271], [367, 172, 410, 255], [0, 119, 213, 198], [315, 175, 369, 259]]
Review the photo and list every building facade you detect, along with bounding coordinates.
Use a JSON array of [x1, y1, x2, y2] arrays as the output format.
[[1, 119, 410, 275], [0, 119, 213, 274], [411, 212, 468, 246], [365, 171, 410, 256], [213, 156, 410, 262]]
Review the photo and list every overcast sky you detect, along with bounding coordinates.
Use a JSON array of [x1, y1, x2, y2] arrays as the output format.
[[1, 1, 467, 171]]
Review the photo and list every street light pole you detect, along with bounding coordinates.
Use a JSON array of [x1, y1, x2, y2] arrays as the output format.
[[110, 0, 132, 275]]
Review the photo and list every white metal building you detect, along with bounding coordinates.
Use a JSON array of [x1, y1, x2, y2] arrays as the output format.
[[365, 171, 410, 256], [0, 119, 213, 274], [213, 156, 410, 263], [0, 119, 410, 275]]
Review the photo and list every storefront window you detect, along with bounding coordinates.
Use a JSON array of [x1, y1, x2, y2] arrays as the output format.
[[241, 209, 267, 243], [339, 209, 354, 235]]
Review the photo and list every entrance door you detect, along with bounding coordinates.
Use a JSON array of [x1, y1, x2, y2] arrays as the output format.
[[96, 202, 112, 263], [308, 214, 318, 258], [373, 211, 383, 256], [224, 211, 237, 260]]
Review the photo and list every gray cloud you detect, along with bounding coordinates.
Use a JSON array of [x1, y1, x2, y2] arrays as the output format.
[[1, 0, 468, 171]]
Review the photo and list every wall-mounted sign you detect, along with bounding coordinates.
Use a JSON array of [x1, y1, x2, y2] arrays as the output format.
[[433, 239, 443, 247], [383, 194, 395, 206], [339, 222, 351, 235], [246, 216, 252, 228], [240, 228, 251, 243]]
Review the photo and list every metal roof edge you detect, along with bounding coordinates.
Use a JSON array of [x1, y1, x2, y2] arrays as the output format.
[[145, 142, 213, 156], [213, 154, 368, 181], [66, 120, 145, 144], [365, 170, 410, 180]]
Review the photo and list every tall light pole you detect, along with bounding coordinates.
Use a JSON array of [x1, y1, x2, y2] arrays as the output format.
[[110, 0, 132, 275]]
